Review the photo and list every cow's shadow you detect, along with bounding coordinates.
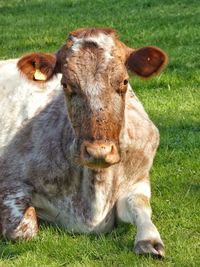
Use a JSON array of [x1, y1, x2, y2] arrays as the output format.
[[0, 221, 134, 262]]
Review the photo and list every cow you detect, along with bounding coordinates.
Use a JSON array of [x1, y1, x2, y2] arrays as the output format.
[[0, 28, 167, 257]]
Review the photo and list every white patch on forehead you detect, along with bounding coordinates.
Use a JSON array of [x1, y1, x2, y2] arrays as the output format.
[[66, 34, 115, 112], [84, 81, 104, 112], [71, 33, 114, 61]]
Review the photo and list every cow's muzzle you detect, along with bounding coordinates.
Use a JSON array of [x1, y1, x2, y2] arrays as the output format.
[[80, 141, 120, 169]]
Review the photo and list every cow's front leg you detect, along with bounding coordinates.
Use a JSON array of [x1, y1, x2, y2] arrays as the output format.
[[117, 180, 165, 258], [0, 187, 38, 240]]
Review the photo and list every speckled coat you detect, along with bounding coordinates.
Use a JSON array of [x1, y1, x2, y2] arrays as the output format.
[[0, 28, 167, 257]]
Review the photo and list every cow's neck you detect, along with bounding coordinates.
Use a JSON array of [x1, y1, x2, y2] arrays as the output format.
[[119, 84, 134, 153], [80, 166, 119, 223]]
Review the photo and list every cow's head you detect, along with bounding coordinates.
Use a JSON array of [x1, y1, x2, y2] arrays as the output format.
[[18, 28, 167, 169]]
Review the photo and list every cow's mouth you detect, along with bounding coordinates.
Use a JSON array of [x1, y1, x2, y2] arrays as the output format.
[[82, 158, 118, 169]]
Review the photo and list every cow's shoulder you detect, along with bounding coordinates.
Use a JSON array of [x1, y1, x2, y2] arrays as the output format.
[[124, 85, 159, 150], [119, 85, 159, 181]]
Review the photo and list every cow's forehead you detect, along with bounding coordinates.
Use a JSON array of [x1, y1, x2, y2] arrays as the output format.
[[64, 45, 126, 87], [70, 33, 114, 58], [67, 28, 117, 61], [62, 28, 128, 87]]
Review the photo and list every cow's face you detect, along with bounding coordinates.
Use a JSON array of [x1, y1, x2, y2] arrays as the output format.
[[60, 34, 129, 168], [18, 28, 167, 169]]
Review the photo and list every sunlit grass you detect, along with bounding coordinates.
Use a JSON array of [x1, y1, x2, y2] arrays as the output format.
[[0, 0, 199, 266]]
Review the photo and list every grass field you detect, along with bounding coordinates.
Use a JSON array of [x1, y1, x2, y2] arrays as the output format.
[[0, 0, 200, 266]]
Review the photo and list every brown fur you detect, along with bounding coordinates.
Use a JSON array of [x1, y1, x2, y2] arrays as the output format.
[[134, 194, 150, 207], [11, 207, 38, 240], [60, 41, 126, 157], [17, 53, 56, 82], [126, 46, 168, 78]]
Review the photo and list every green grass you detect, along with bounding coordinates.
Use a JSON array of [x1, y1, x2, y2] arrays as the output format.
[[0, 0, 200, 266]]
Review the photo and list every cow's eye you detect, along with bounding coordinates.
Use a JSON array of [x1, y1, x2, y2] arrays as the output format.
[[116, 79, 128, 96], [123, 79, 128, 85], [61, 82, 67, 89]]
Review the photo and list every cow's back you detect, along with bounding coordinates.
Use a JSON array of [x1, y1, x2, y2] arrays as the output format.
[[0, 59, 62, 149]]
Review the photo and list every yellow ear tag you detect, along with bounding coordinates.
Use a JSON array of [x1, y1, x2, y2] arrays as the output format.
[[34, 69, 47, 81]]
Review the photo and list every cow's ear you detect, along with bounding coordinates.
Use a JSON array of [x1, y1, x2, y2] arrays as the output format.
[[126, 46, 168, 78], [17, 53, 57, 82]]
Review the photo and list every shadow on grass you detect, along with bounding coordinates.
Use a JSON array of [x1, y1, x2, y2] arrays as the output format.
[[0, 221, 134, 263], [0, 240, 23, 261]]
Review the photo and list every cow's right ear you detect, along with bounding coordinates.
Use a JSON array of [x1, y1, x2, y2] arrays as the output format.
[[17, 53, 57, 82]]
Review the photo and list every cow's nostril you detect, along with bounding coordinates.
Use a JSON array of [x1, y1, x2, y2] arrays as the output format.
[[81, 141, 120, 168], [85, 144, 112, 159], [85, 146, 91, 158]]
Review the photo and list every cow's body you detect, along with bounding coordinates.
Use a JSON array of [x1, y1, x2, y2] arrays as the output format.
[[0, 28, 167, 257]]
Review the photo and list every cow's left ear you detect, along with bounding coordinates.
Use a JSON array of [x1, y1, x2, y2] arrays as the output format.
[[17, 52, 57, 82], [126, 46, 168, 78]]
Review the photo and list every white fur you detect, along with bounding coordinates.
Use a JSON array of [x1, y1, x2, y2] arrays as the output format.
[[4, 191, 25, 219], [32, 193, 60, 222], [71, 33, 114, 61], [117, 181, 162, 245], [0, 59, 62, 150], [135, 221, 162, 245], [116, 181, 150, 224], [131, 181, 151, 198], [84, 81, 105, 111], [32, 167, 114, 233], [120, 84, 149, 150]]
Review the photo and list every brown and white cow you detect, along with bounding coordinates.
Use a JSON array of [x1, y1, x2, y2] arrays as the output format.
[[0, 28, 167, 257]]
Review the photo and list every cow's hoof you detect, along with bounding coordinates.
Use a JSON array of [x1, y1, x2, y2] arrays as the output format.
[[134, 240, 165, 258]]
